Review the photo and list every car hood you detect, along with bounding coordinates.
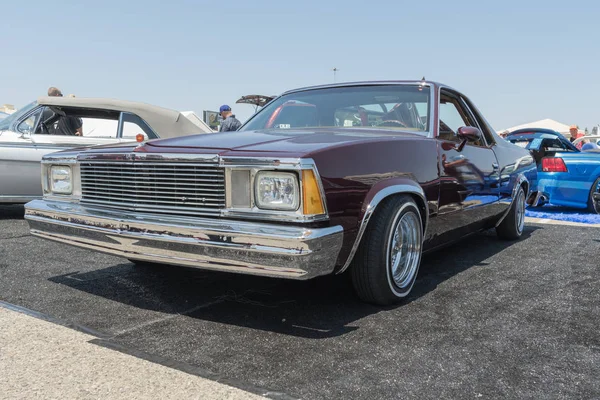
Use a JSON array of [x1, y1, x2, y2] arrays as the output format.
[[142, 128, 426, 155]]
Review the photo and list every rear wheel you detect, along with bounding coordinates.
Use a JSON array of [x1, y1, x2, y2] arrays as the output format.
[[496, 185, 526, 240], [351, 195, 423, 306], [587, 177, 600, 214]]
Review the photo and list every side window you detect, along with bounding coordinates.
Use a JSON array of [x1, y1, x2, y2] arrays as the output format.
[[35, 107, 112, 137], [121, 113, 158, 140], [461, 97, 495, 145], [438, 94, 483, 146], [80, 117, 118, 138], [17, 108, 43, 134]]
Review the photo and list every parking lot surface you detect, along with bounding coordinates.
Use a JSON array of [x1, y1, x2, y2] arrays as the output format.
[[1, 204, 599, 399]]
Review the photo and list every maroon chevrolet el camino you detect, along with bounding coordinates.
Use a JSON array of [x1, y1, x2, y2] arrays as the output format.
[[24, 81, 537, 305]]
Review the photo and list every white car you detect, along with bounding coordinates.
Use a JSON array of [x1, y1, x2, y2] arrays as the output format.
[[0, 96, 212, 203]]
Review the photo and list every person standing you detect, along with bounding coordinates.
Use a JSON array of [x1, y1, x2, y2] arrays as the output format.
[[219, 105, 242, 132], [569, 125, 583, 143], [47, 86, 83, 136]]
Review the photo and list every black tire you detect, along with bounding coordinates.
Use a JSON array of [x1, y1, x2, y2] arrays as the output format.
[[496, 185, 526, 240], [587, 177, 600, 214], [350, 195, 423, 306]]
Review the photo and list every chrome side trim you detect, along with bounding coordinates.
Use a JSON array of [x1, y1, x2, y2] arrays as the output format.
[[0, 195, 40, 203], [495, 174, 529, 228], [336, 184, 428, 275], [76, 152, 221, 164], [24, 199, 344, 280]]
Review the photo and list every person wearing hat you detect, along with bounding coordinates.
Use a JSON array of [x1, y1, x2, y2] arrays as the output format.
[[219, 105, 242, 132], [569, 125, 583, 143]]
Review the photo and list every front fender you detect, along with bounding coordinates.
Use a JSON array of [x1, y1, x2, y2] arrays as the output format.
[[336, 177, 428, 274]]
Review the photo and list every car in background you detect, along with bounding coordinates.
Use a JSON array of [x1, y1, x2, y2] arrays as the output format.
[[506, 128, 600, 212], [0, 96, 213, 204], [0, 111, 9, 120], [25, 80, 536, 305], [573, 135, 600, 148]]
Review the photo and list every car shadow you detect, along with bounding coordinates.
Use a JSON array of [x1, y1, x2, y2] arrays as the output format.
[[0, 205, 25, 220], [49, 226, 539, 339]]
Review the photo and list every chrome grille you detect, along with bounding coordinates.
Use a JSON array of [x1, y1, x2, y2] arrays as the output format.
[[80, 161, 225, 217]]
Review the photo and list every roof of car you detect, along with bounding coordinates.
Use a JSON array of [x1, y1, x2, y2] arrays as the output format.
[[37, 96, 211, 137], [507, 128, 562, 137], [507, 128, 579, 152], [280, 80, 445, 95]]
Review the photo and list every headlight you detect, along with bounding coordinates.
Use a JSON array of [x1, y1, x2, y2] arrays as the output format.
[[255, 171, 299, 211], [50, 165, 72, 194]]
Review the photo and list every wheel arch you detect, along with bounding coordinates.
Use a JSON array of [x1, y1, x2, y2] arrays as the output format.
[[495, 173, 529, 228], [336, 178, 428, 275]]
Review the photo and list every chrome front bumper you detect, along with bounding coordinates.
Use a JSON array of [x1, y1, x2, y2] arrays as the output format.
[[24, 200, 344, 280]]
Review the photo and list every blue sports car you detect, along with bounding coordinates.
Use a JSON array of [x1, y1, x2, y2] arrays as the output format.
[[506, 128, 600, 212]]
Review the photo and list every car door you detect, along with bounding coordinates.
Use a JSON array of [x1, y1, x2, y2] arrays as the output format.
[[0, 106, 50, 201], [434, 90, 501, 240]]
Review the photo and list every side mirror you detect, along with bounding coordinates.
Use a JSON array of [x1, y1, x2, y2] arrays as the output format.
[[19, 129, 33, 140], [457, 126, 482, 142]]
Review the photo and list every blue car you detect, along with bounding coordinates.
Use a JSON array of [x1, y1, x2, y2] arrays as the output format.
[[0, 111, 8, 119], [506, 128, 600, 212]]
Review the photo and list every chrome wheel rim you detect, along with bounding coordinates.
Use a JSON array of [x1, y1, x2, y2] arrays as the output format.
[[516, 189, 525, 234], [388, 210, 422, 289]]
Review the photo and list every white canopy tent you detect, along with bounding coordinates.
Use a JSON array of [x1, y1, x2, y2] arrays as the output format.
[[500, 119, 572, 137]]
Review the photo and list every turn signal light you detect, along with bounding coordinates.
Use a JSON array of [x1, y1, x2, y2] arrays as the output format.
[[136, 133, 145, 143], [302, 170, 325, 215], [542, 157, 568, 172]]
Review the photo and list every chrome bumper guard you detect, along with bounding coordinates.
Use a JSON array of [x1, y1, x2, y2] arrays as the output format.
[[24, 200, 344, 280]]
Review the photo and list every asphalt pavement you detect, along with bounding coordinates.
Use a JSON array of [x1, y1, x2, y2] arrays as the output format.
[[1, 204, 599, 399]]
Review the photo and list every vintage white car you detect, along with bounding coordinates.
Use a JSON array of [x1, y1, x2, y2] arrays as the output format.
[[0, 97, 212, 203]]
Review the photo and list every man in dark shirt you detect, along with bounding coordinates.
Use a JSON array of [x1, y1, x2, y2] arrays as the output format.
[[219, 105, 242, 132], [47, 87, 83, 136]]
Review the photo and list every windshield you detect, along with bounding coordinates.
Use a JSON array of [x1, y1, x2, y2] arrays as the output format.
[[240, 85, 430, 134], [0, 102, 37, 131]]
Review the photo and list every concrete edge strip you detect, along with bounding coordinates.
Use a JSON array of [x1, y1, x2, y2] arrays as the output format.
[[525, 217, 600, 228], [0, 300, 298, 400], [0, 299, 112, 339]]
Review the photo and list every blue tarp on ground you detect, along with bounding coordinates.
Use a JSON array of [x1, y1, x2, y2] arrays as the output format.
[[525, 206, 600, 224]]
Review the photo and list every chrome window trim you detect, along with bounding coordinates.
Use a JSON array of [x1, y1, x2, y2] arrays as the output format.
[[15, 105, 44, 135], [336, 184, 429, 275], [116, 112, 125, 139], [437, 86, 491, 148]]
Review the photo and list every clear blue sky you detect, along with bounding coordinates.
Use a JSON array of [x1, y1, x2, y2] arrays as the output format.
[[1, 0, 598, 130]]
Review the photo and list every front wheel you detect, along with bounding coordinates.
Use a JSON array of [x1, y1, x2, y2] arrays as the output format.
[[351, 195, 423, 306], [496, 185, 526, 240], [587, 177, 600, 214]]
